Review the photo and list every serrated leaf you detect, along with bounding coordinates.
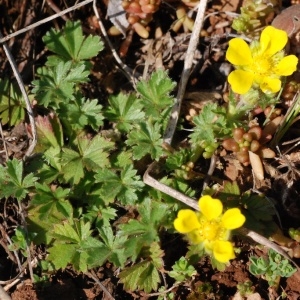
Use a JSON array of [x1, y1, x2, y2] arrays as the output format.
[[149, 242, 164, 269], [0, 159, 38, 201], [136, 70, 175, 117], [32, 61, 89, 107], [47, 219, 104, 271], [43, 20, 103, 62], [118, 199, 168, 260], [61, 135, 113, 184], [126, 121, 163, 160], [58, 93, 104, 131], [119, 260, 160, 293], [0, 79, 25, 126], [189, 103, 229, 145], [35, 113, 64, 152], [31, 183, 72, 220], [89, 225, 129, 267], [95, 165, 144, 204], [104, 93, 145, 132]]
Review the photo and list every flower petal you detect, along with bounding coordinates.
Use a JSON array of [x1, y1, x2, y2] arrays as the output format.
[[174, 209, 200, 233], [260, 26, 288, 56], [199, 195, 222, 220], [260, 77, 281, 94], [222, 208, 246, 229], [228, 70, 254, 94], [213, 240, 235, 263], [275, 55, 298, 76], [226, 38, 253, 65]]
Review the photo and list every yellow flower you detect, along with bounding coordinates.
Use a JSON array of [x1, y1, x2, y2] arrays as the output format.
[[173, 195, 246, 263], [226, 26, 298, 94]]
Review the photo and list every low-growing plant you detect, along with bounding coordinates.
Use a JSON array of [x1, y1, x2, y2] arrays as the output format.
[[249, 249, 297, 287], [2, 5, 300, 297]]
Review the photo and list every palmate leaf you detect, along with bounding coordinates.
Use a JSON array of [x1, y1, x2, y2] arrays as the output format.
[[104, 93, 145, 132], [94, 165, 144, 205], [31, 61, 89, 107], [136, 70, 175, 117], [126, 120, 163, 160], [43, 20, 104, 62], [88, 225, 128, 268], [119, 260, 160, 293], [61, 135, 114, 184], [47, 219, 105, 272], [189, 102, 229, 145], [118, 199, 168, 261], [58, 92, 104, 131], [31, 183, 73, 220], [0, 159, 38, 201]]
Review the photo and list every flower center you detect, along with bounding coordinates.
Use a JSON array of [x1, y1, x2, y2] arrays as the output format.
[[251, 54, 272, 77], [197, 219, 226, 241]]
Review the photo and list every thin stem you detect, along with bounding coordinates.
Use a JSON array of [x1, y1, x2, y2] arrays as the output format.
[[0, 0, 93, 44], [163, 0, 208, 145], [0, 31, 37, 157], [86, 270, 115, 300]]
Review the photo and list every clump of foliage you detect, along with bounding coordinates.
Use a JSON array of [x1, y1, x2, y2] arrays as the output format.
[[249, 249, 297, 287], [1, 11, 298, 298]]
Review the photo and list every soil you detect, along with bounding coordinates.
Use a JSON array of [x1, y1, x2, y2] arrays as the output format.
[[2, 0, 300, 299]]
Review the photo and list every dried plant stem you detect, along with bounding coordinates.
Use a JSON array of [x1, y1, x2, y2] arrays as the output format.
[[46, 0, 69, 21], [143, 161, 299, 269], [0, 286, 11, 300], [163, 0, 208, 145], [0, 0, 93, 44], [143, 161, 200, 210], [87, 270, 115, 300], [0, 122, 9, 160], [0, 32, 37, 157], [92, 0, 136, 84]]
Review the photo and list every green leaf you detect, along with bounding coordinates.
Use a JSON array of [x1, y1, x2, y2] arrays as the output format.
[[119, 260, 160, 293], [87, 225, 128, 268], [126, 120, 163, 160], [31, 183, 73, 220], [61, 135, 114, 184], [136, 70, 175, 117], [0, 79, 25, 126], [118, 199, 168, 261], [189, 103, 229, 145], [94, 165, 144, 205], [0, 159, 38, 201], [32, 61, 89, 107], [241, 192, 276, 234], [104, 93, 145, 132], [47, 219, 104, 272], [58, 93, 104, 131], [169, 257, 197, 282], [43, 20, 103, 62]]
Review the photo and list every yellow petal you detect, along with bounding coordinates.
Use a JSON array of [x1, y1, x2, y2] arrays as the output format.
[[213, 241, 235, 263], [260, 77, 281, 94], [199, 195, 222, 220], [228, 70, 254, 94], [174, 209, 200, 233], [226, 38, 253, 65], [260, 26, 287, 56], [275, 55, 298, 76], [222, 208, 246, 229]]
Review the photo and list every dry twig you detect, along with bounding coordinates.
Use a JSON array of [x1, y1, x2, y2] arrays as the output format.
[[0, 31, 37, 158], [163, 0, 208, 145]]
